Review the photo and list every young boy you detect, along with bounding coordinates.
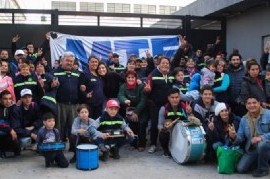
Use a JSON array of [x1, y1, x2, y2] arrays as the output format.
[[88, 99, 134, 160], [37, 113, 69, 168]]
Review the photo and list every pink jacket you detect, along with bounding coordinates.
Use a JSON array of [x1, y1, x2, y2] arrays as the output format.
[[0, 75, 16, 103]]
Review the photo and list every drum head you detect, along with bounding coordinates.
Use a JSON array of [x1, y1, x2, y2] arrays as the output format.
[[170, 123, 189, 164], [77, 144, 97, 150]]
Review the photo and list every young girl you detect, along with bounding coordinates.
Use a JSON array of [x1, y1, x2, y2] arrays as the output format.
[[69, 104, 95, 163], [200, 59, 217, 87]]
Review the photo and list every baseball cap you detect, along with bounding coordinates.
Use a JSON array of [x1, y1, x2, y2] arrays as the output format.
[[20, 89, 32, 97], [106, 100, 120, 108], [15, 49, 25, 56]]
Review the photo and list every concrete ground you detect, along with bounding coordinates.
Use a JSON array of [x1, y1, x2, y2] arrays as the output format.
[[1, 145, 268, 179]]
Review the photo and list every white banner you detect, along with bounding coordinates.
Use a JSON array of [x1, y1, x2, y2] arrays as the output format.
[[49, 32, 179, 68]]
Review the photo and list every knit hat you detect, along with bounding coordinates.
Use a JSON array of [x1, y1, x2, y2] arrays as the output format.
[[215, 103, 227, 116]]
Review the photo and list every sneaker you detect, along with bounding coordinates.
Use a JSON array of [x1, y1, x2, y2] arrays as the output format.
[[148, 145, 157, 153], [252, 169, 269, 178], [110, 147, 120, 159], [162, 151, 172, 158]]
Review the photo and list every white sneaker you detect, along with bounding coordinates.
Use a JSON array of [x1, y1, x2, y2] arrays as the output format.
[[148, 145, 157, 153]]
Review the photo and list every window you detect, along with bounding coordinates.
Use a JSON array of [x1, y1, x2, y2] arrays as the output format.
[[134, 4, 156, 14], [51, 1, 76, 11], [159, 5, 177, 15], [107, 3, 130, 13], [80, 2, 104, 12]]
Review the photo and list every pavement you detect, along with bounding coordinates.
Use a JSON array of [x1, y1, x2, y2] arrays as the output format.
[[1, 145, 268, 179]]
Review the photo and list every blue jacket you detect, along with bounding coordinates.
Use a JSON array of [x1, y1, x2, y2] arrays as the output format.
[[236, 108, 270, 153], [83, 68, 105, 106], [188, 73, 200, 91], [53, 67, 82, 104], [227, 64, 245, 102], [37, 127, 60, 145]]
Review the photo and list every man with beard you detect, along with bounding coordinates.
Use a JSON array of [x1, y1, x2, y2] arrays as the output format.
[[227, 52, 246, 116], [0, 49, 9, 62]]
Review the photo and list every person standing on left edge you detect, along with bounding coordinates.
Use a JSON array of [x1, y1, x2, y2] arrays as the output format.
[[229, 96, 270, 178]]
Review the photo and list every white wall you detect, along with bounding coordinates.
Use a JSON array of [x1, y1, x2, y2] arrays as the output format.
[[226, 6, 270, 61]]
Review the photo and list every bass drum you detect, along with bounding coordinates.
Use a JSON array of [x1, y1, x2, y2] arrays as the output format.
[[170, 121, 206, 164]]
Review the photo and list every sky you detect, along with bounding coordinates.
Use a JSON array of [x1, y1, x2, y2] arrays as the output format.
[[16, 0, 197, 9]]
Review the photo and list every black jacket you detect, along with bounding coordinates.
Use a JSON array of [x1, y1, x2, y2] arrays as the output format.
[[207, 113, 240, 144], [10, 103, 42, 137], [240, 75, 266, 104], [13, 73, 44, 103]]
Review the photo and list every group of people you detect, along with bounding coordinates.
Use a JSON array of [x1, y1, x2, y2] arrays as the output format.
[[0, 33, 269, 177]]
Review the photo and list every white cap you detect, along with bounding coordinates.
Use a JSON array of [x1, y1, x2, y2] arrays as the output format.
[[215, 103, 227, 116], [20, 89, 32, 97], [15, 49, 25, 56]]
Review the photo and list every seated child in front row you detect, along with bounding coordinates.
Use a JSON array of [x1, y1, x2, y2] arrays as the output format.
[[36, 113, 69, 168], [88, 99, 135, 161], [69, 104, 95, 163]]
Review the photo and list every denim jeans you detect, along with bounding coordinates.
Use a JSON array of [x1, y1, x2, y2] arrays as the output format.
[[237, 141, 270, 173]]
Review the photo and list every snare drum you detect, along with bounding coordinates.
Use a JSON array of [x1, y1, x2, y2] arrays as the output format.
[[38, 142, 65, 151], [170, 121, 206, 164], [76, 144, 99, 170]]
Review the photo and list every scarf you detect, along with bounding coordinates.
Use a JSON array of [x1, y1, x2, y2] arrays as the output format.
[[126, 82, 137, 89], [246, 107, 263, 137]]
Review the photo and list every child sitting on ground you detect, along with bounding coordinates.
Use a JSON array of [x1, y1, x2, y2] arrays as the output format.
[[88, 99, 135, 161], [36, 113, 69, 168]]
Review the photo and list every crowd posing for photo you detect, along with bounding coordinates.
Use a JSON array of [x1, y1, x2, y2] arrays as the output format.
[[0, 33, 269, 178]]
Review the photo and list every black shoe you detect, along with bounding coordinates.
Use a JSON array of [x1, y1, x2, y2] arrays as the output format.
[[110, 147, 120, 159], [69, 155, 76, 164], [0, 151, 5, 159], [45, 161, 52, 168], [252, 169, 269, 177], [100, 151, 109, 162], [14, 152, 21, 157]]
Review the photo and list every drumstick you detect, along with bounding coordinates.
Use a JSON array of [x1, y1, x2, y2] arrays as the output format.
[[108, 134, 125, 138], [165, 117, 180, 128], [108, 134, 138, 138]]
